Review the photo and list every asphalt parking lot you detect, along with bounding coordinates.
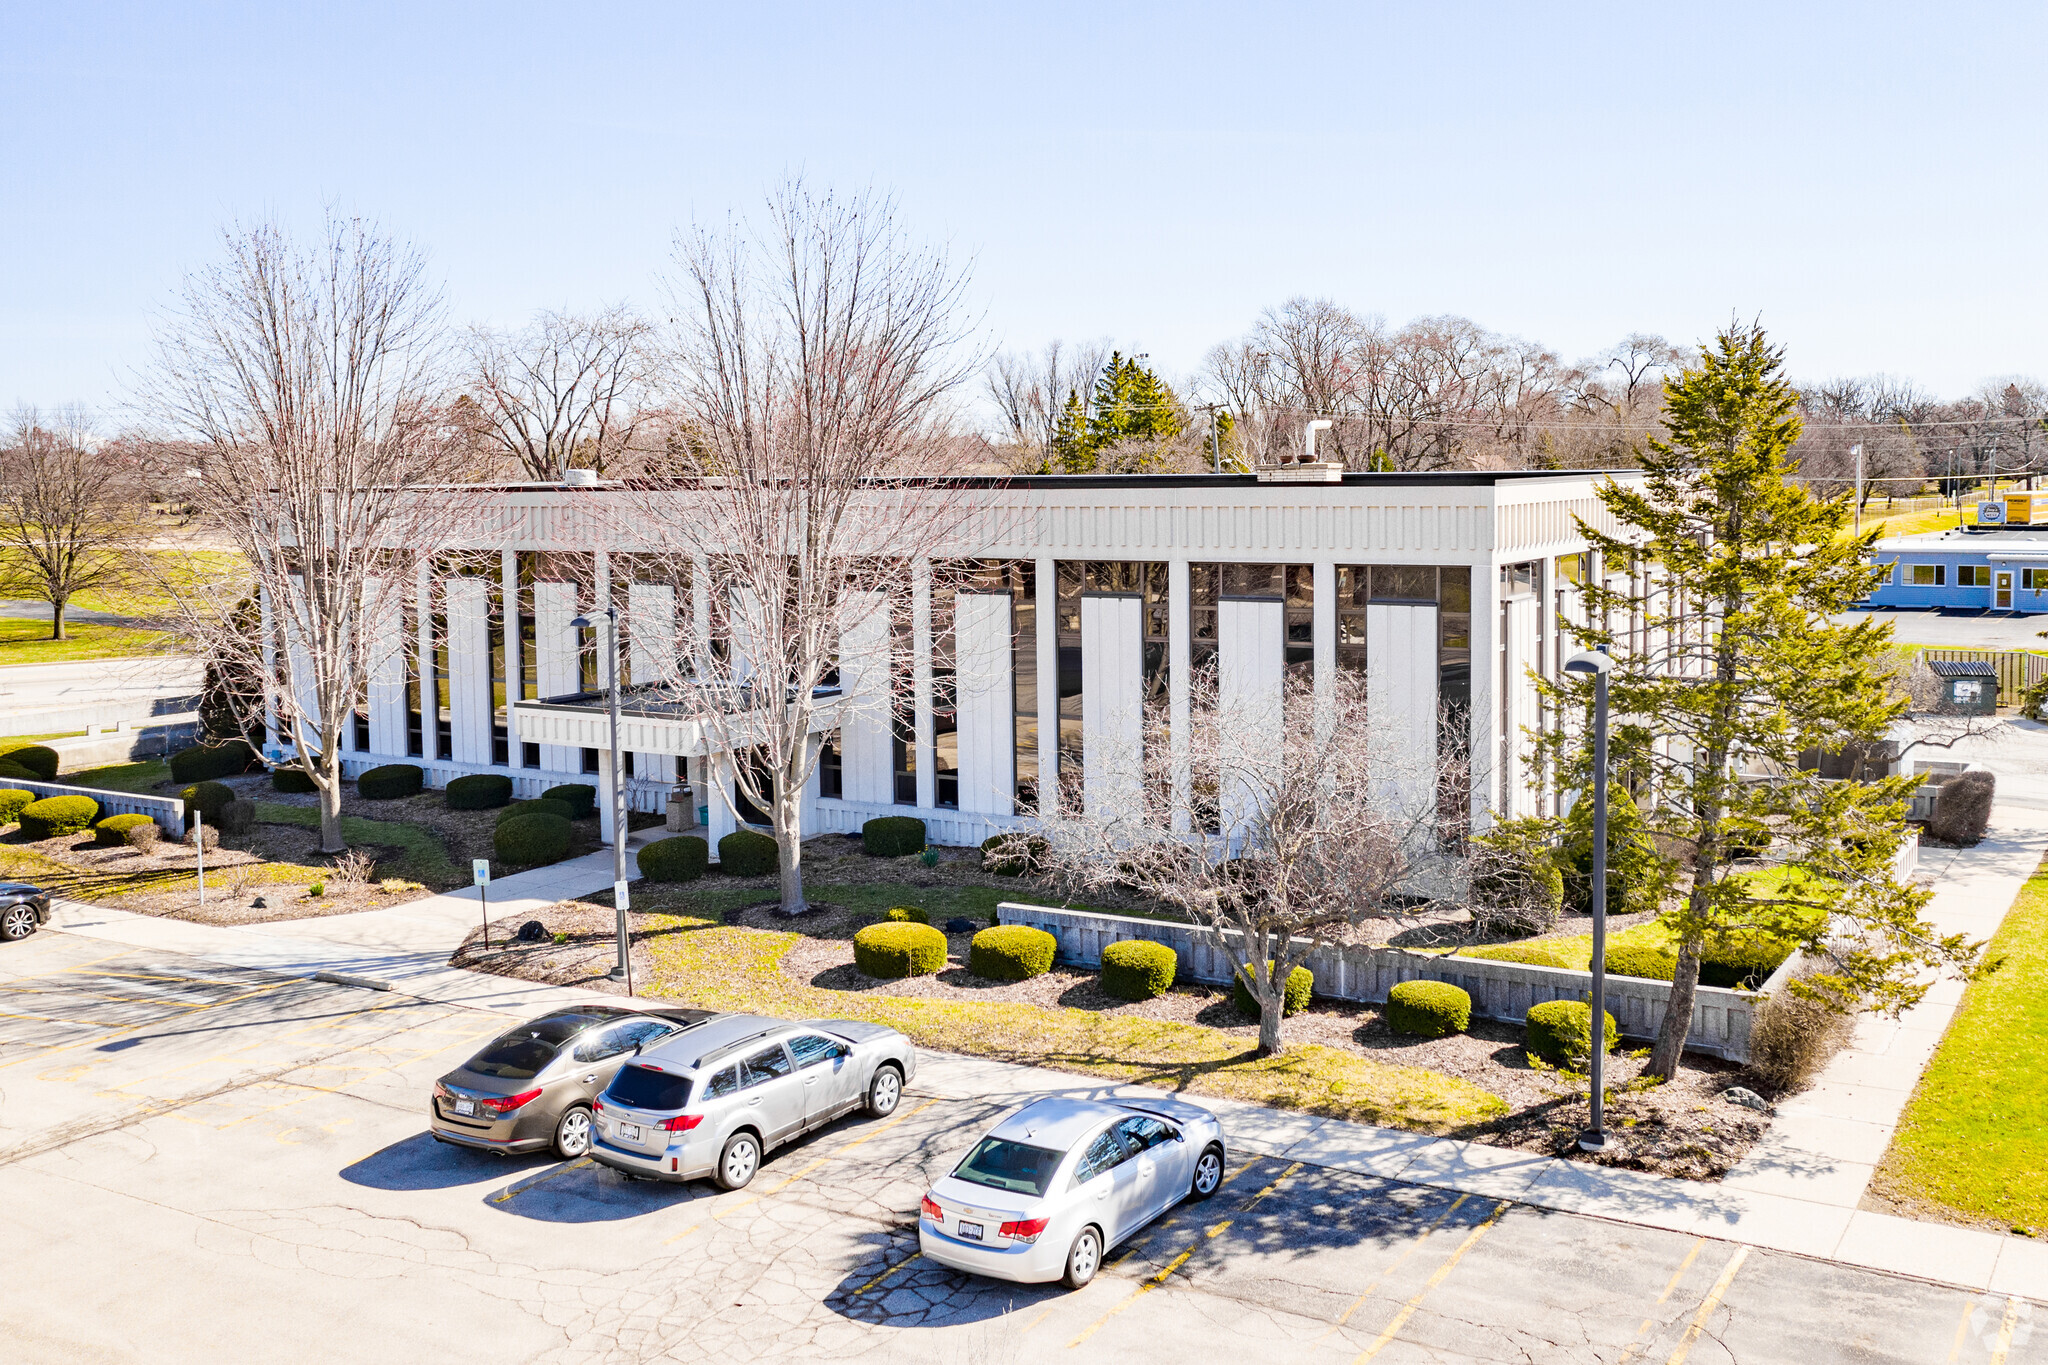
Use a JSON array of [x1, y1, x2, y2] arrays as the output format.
[[1, 930, 2041, 1364]]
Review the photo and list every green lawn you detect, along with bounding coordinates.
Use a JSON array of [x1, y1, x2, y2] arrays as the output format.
[[252, 801, 459, 887], [1453, 869, 1823, 973], [61, 758, 172, 793], [0, 619, 177, 664], [1873, 855, 2048, 1234]]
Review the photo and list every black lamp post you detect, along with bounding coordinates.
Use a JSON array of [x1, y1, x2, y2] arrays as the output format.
[[572, 606, 630, 990], [1563, 647, 1614, 1154]]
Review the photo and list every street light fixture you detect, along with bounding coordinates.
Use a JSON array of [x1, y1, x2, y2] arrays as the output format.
[[1562, 647, 1615, 1155], [571, 606, 631, 991]]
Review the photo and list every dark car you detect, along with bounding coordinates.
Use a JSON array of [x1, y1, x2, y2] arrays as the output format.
[[431, 1005, 719, 1159], [0, 882, 51, 942]]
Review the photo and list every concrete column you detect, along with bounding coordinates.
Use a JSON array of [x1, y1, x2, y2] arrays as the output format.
[[1035, 555, 1059, 813], [707, 752, 737, 851], [1313, 560, 1337, 747], [597, 746, 617, 845], [913, 561, 935, 810], [501, 549, 521, 760], [1080, 593, 1144, 820], [1168, 559, 1191, 832], [1367, 602, 1441, 827], [1218, 596, 1284, 844], [415, 559, 432, 767]]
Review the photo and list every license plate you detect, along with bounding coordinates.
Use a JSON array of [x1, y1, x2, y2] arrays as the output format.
[[453, 1098, 475, 1117], [957, 1221, 983, 1242], [618, 1122, 643, 1142]]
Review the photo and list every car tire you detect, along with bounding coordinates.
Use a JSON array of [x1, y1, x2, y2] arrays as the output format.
[[1, 904, 36, 942], [1189, 1143, 1225, 1201], [715, 1131, 761, 1191], [866, 1064, 903, 1117], [553, 1104, 593, 1159], [1062, 1225, 1103, 1290]]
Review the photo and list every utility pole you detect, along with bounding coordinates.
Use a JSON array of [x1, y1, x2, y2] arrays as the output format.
[[1852, 444, 1864, 537], [1197, 403, 1228, 473]]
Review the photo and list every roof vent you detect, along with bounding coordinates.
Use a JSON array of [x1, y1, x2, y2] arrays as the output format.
[[1255, 461, 1344, 484], [563, 468, 600, 488]]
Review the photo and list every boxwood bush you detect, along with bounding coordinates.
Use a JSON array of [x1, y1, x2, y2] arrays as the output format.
[[493, 812, 574, 867], [270, 765, 317, 794], [853, 922, 948, 979], [1233, 962, 1314, 1018], [169, 741, 255, 783], [180, 781, 235, 828], [0, 789, 34, 826], [446, 773, 514, 810], [94, 812, 157, 847], [0, 761, 39, 784], [883, 905, 930, 924], [1101, 939, 1178, 1001], [498, 798, 573, 825], [1605, 940, 1680, 982], [357, 763, 423, 800], [718, 829, 778, 876], [19, 794, 100, 839], [863, 815, 927, 858], [3, 744, 60, 781], [979, 832, 1048, 876], [638, 835, 709, 883], [968, 925, 1057, 982], [1701, 934, 1795, 989], [1525, 1000, 1618, 1068], [544, 783, 597, 819], [1385, 980, 1472, 1038]]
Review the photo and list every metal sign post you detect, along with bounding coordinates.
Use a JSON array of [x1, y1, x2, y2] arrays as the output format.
[[615, 879, 634, 997], [473, 859, 492, 950], [195, 811, 205, 908]]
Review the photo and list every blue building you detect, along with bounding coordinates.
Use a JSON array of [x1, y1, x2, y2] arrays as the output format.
[[1867, 526, 2048, 614]]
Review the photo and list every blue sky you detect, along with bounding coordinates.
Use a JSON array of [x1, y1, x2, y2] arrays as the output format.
[[4, 2, 2044, 417]]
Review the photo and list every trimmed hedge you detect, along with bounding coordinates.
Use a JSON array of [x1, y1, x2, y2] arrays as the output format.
[[499, 798, 573, 826], [493, 812, 574, 867], [639, 835, 709, 883], [1386, 980, 1472, 1039], [1102, 939, 1178, 1001], [853, 922, 949, 979], [181, 781, 235, 827], [270, 765, 317, 794], [883, 905, 930, 924], [1605, 941, 1680, 982], [968, 925, 1057, 982], [94, 813, 157, 847], [169, 741, 255, 783], [1603, 935, 1792, 990], [446, 773, 514, 810], [357, 764, 423, 800], [718, 829, 778, 877], [863, 815, 927, 858], [20, 794, 100, 839], [1233, 962, 1314, 1018], [0, 789, 33, 826], [0, 761, 41, 783], [1525, 1000, 1618, 1068], [544, 783, 597, 819], [3, 745, 59, 781], [979, 832, 1048, 877]]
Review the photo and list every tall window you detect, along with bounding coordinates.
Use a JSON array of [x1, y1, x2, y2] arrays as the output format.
[[932, 580, 958, 810], [891, 599, 917, 804]]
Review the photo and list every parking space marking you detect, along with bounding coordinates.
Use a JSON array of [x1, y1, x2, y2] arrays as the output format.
[[852, 1252, 921, 1296], [1320, 1193, 1473, 1339], [1950, 1296, 1980, 1363], [661, 1222, 701, 1246], [1352, 1200, 1509, 1363], [1664, 1245, 1748, 1365], [1615, 1237, 1706, 1365], [829, 1096, 939, 1156], [1991, 1295, 2024, 1365], [489, 1157, 593, 1205]]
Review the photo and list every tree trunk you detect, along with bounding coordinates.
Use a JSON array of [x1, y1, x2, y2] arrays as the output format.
[[49, 597, 66, 642], [1648, 931, 1703, 1079], [317, 780, 345, 854], [1258, 991, 1285, 1055], [775, 788, 806, 916]]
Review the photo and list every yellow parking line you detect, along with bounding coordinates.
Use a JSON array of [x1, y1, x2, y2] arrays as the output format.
[[1020, 1303, 1057, 1335], [853, 1252, 921, 1296], [1949, 1296, 1980, 1363], [1616, 1238, 1705, 1364], [489, 1157, 592, 1205], [662, 1223, 700, 1246], [830, 1096, 939, 1156], [1991, 1296, 2023, 1365], [1322, 1194, 1471, 1338], [1353, 1201, 1508, 1362], [1665, 1246, 1748, 1365]]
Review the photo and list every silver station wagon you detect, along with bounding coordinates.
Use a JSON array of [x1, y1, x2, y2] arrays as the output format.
[[589, 1014, 917, 1189]]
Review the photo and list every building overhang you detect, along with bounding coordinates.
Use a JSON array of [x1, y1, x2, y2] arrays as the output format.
[[512, 686, 846, 758]]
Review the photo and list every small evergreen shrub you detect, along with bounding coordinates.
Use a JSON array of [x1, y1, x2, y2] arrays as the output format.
[[498, 798, 573, 825], [717, 829, 778, 876], [1931, 770, 1995, 846], [270, 765, 317, 794], [1559, 786, 1666, 917], [19, 794, 99, 839], [493, 812, 573, 867], [979, 832, 1048, 876], [94, 813, 157, 847], [1700, 933, 1796, 990], [1233, 962, 1314, 1018], [4, 745, 59, 781], [883, 906, 930, 924], [638, 835, 709, 883], [968, 925, 1057, 981], [853, 922, 949, 979], [1386, 980, 1472, 1038], [544, 783, 597, 819], [1525, 1000, 1619, 1068], [446, 773, 514, 810], [1470, 815, 1566, 937], [1605, 940, 1679, 981], [180, 781, 235, 828], [357, 764, 424, 800], [218, 799, 256, 836], [863, 816, 927, 858], [1457, 941, 1575, 969], [1101, 939, 1178, 1001], [0, 789, 33, 825], [124, 822, 161, 850], [169, 741, 255, 783]]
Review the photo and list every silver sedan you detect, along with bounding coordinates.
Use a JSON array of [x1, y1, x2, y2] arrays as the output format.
[[917, 1095, 1227, 1289]]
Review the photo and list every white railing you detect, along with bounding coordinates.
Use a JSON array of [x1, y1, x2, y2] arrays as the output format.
[[0, 778, 184, 835]]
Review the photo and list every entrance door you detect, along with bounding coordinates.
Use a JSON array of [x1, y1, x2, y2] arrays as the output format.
[[1997, 571, 2014, 610]]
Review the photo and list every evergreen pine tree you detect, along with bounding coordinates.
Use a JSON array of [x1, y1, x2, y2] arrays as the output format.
[[1048, 388, 1093, 473], [1087, 351, 1185, 461]]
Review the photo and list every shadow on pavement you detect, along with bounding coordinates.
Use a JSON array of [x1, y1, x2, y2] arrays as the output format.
[[340, 1131, 553, 1191], [824, 1224, 1061, 1329]]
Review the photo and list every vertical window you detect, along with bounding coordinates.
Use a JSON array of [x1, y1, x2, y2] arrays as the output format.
[[933, 579, 958, 810], [1008, 561, 1039, 814], [521, 741, 541, 769], [432, 612, 453, 761], [582, 747, 600, 774], [405, 615, 424, 758], [818, 733, 843, 799], [892, 599, 917, 805]]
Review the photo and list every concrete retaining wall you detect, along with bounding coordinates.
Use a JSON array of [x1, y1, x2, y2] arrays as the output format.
[[996, 901, 1767, 1063], [0, 778, 185, 836]]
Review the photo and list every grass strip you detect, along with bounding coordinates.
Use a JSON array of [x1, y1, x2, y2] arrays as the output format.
[[0, 619, 178, 664], [252, 801, 459, 886], [56, 758, 173, 793]]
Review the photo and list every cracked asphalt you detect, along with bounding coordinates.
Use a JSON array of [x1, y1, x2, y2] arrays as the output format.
[[1, 931, 2042, 1364]]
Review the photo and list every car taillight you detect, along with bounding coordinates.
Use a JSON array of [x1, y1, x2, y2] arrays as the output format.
[[999, 1217, 1050, 1244], [920, 1195, 943, 1222], [433, 1082, 453, 1101], [591, 1099, 604, 1114], [657, 1114, 703, 1132], [479, 1088, 543, 1114]]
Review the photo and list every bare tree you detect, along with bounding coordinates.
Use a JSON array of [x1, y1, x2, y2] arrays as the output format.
[[638, 181, 985, 914], [0, 405, 144, 639], [139, 215, 476, 853], [463, 305, 654, 481], [984, 340, 1107, 472]]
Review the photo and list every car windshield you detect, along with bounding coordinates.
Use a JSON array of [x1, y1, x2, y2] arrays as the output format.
[[466, 1014, 609, 1079], [952, 1137, 1062, 1197], [606, 1065, 692, 1111]]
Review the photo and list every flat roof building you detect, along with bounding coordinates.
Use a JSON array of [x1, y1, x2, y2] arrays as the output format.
[[1866, 526, 2048, 614]]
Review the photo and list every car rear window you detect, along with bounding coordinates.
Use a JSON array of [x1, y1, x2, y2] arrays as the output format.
[[953, 1137, 1062, 1197], [465, 1013, 608, 1079], [607, 1065, 693, 1112]]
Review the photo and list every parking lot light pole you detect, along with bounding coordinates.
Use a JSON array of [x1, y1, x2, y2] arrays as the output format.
[[573, 608, 630, 989], [1563, 648, 1615, 1154]]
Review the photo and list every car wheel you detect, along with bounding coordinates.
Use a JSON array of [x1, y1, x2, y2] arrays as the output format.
[[1190, 1143, 1225, 1200], [0, 904, 36, 942], [553, 1104, 593, 1159], [715, 1131, 761, 1190], [1062, 1225, 1103, 1290], [866, 1064, 903, 1117]]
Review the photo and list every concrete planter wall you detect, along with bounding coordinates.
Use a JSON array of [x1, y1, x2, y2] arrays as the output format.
[[0, 778, 185, 836], [997, 901, 1773, 1063]]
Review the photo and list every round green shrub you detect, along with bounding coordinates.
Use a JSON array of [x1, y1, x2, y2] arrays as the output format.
[[1458, 942, 1575, 969], [883, 906, 930, 924], [169, 741, 256, 783], [853, 922, 949, 979], [638, 835, 710, 883], [493, 812, 574, 867], [94, 813, 157, 847], [1701, 933, 1795, 989], [1386, 980, 1472, 1038], [1525, 1000, 1619, 1068], [498, 798, 573, 826], [19, 794, 100, 839], [1232, 962, 1314, 1018], [544, 783, 597, 819], [180, 781, 235, 828], [3, 745, 60, 781], [1605, 940, 1679, 982], [446, 773, 514, 810], [270, 765, 317, 794], [863, 815, 927, 858], [979, 832, 1048, 876], [0, 761, 41, 783], [718, 829, 778, 876], [1101, 939, 1178, 1001], [0, 789, 34, 826], [357, 764, 424, 800], [968, 925, 1057, 982]]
